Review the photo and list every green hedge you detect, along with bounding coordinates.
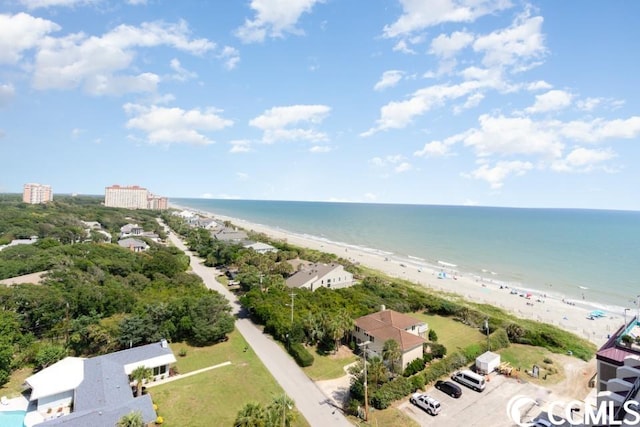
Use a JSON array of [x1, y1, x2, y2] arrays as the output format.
[[371, 377, 412, 409], [288, 342, 314, 367]]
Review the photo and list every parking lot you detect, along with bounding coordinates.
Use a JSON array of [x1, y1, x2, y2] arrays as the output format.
[[399, 374, 561, 427]]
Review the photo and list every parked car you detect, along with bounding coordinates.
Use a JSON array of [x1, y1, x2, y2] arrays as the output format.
[[532, 419, 552, 427], [409, 393, 441, 416], [434, 380, 462, 398]]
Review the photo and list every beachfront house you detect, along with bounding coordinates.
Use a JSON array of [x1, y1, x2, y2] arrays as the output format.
[[285, 262, 354, 291], [212, 227, 248, 242], [23, 340, 175, 427], [117, 238, 149, 252], [353, 307, 427, 371], [595, 317, 640, 423], [243, 241, 278, 254]]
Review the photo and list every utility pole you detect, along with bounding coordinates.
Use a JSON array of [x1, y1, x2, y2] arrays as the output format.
[[289, 292, 296, 328], [485, 318, 490, 351], [358, 341, 371, 421]]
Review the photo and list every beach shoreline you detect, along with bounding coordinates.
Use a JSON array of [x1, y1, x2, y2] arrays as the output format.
[[171, 204, 624, 347]]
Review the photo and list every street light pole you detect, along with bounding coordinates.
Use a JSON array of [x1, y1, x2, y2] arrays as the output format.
[[357, 340, 371, 421], [485, 318, 490, 351]]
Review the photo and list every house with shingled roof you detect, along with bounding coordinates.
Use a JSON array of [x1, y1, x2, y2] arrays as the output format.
[[22, 340, 175, 427], [285, 262, 354, 291], [353, 306, 427, 370]]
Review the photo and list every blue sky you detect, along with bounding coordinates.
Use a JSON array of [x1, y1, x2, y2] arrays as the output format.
[[1, 0, 639, 210]]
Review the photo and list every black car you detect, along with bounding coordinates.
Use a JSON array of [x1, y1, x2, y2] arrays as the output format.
[[434, 380, 462, 398]]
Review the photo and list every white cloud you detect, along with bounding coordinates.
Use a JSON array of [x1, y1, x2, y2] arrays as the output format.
[[32, 20, 215, 95], [526, 80, 552, 91], [127, 0, 147, 4], [395, 162, 412, 173], [124, 103, 233, 145], [200, 193, 213, 199], [473, 13, 546, 70], [383, 0, 512, 38], [414, 140, 451, 157], [374, 70, 404, 91], [466, 160, 533, 188], [370, 154, 411, 173], [169, 58, 197, 81], [551, 147, 616, 172], [525, 89, 572, 113], [70, 128, 84, 138], [0, 83, 15, 107], [364, 193, 378, 201], [464, 114, 564, 159], [0, 13, 60, 64], [454, 92, 485, 114], [236, 172, 249, 181], [229, 139, 252, 153], [557, 116, 640, 143], [576, 97, 602, 112], [218, 46, 240, 70], [392, 39, 415, 54], [235, 0, 323, 43], [310, 145, 331, 153], [362, 80, 490, 135], [19, 0, 97, 9], [429, 31, 474, 58], [250, 104, 331, 143]]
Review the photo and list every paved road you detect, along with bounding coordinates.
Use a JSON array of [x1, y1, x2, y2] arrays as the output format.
[[167, 230, 353, 427]]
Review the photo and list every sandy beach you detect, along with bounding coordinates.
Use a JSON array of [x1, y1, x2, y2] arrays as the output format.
[[175, 206, 623, 347]]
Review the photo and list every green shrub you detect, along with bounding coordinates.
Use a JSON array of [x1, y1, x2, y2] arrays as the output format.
[[288, 342, 314, 367], [428, 329, 438, 342], [403, 358, 426, 377], [426, 342, 447, 358], [371, 377, 412, 409], [489, 328, 510, 350], [409, 374, 425, 391]]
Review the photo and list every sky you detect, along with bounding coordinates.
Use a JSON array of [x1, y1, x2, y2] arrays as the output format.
[[1, 0, 639, 210]]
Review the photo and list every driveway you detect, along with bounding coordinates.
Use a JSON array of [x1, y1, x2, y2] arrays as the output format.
[[166, 228, 353, 427]]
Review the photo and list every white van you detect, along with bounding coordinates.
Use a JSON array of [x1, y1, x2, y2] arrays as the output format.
[[452, 369, 486, 392]]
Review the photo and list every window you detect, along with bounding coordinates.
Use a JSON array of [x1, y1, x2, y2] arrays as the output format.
[[355, 326, 360, 332]]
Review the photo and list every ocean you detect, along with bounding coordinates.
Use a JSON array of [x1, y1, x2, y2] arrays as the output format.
[[172, 198, 640, 312]]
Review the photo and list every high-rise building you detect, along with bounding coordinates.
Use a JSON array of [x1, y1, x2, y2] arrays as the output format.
[[23, 183, 53, 204], [104, 185, 167, 210]]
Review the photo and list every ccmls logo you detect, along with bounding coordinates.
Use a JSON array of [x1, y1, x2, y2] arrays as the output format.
[[507, 394, 640, 426], [506, 395, 538, 427]]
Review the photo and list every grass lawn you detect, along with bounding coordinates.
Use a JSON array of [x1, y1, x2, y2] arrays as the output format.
[[411, 312, 486, 352], [0, 367, 32, 398], [346, 407, 420, 427], [150, 330, 309, 427], [498, 343, 565, 384], [303, 346, 358, 381]]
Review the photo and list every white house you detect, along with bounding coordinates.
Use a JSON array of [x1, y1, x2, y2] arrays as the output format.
[[23, 340, 175, 427], [243, 241, 278, 254], [285, 262, 354, 291], [353, 307, 427, 371], [119, 223, 143, 238]]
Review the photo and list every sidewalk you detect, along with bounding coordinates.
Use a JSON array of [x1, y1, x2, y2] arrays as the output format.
[[145, 361, 232, 388]]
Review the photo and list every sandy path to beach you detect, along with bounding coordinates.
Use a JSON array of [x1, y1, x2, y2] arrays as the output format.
[[179, 208, 622, 347]]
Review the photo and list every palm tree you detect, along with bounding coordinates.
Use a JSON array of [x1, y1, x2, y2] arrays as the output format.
[[116, 411, 144, 427], [234, 402, 267, 427], [130, 365, 153, 397], [266, 394, 296, 427], [366, 356, 389, 392], [382, 339, 402, 374]]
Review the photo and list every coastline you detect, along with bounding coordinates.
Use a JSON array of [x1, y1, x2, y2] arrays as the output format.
[[171, 203, 624, 347]]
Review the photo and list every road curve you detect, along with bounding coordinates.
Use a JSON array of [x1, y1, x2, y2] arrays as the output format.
[[166, 230, 353, 427]]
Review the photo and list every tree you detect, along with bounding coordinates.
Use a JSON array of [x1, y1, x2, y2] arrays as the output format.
[[234, 402, 267, 427], [130, 365, 153, 397], [266, 394, 296, 427], [34, 344, 67, 371], [117, 411, 144, 427], [382, 339, 402, 374], [366, 356, 389, 392], [428, 328, 438, 342]]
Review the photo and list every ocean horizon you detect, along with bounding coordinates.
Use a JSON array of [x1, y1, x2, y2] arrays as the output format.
[[172, 198, 640, 313]]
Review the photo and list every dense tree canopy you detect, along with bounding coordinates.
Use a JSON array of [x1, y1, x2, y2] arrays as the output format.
[[0, 196, 234, 386]]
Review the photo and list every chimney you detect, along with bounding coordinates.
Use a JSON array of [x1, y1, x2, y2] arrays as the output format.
[[381, 304, 386, 311]]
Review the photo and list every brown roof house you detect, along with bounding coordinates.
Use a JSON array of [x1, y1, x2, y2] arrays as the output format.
[[285, 262, 354, 291], [353, 306, 427, 371]]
